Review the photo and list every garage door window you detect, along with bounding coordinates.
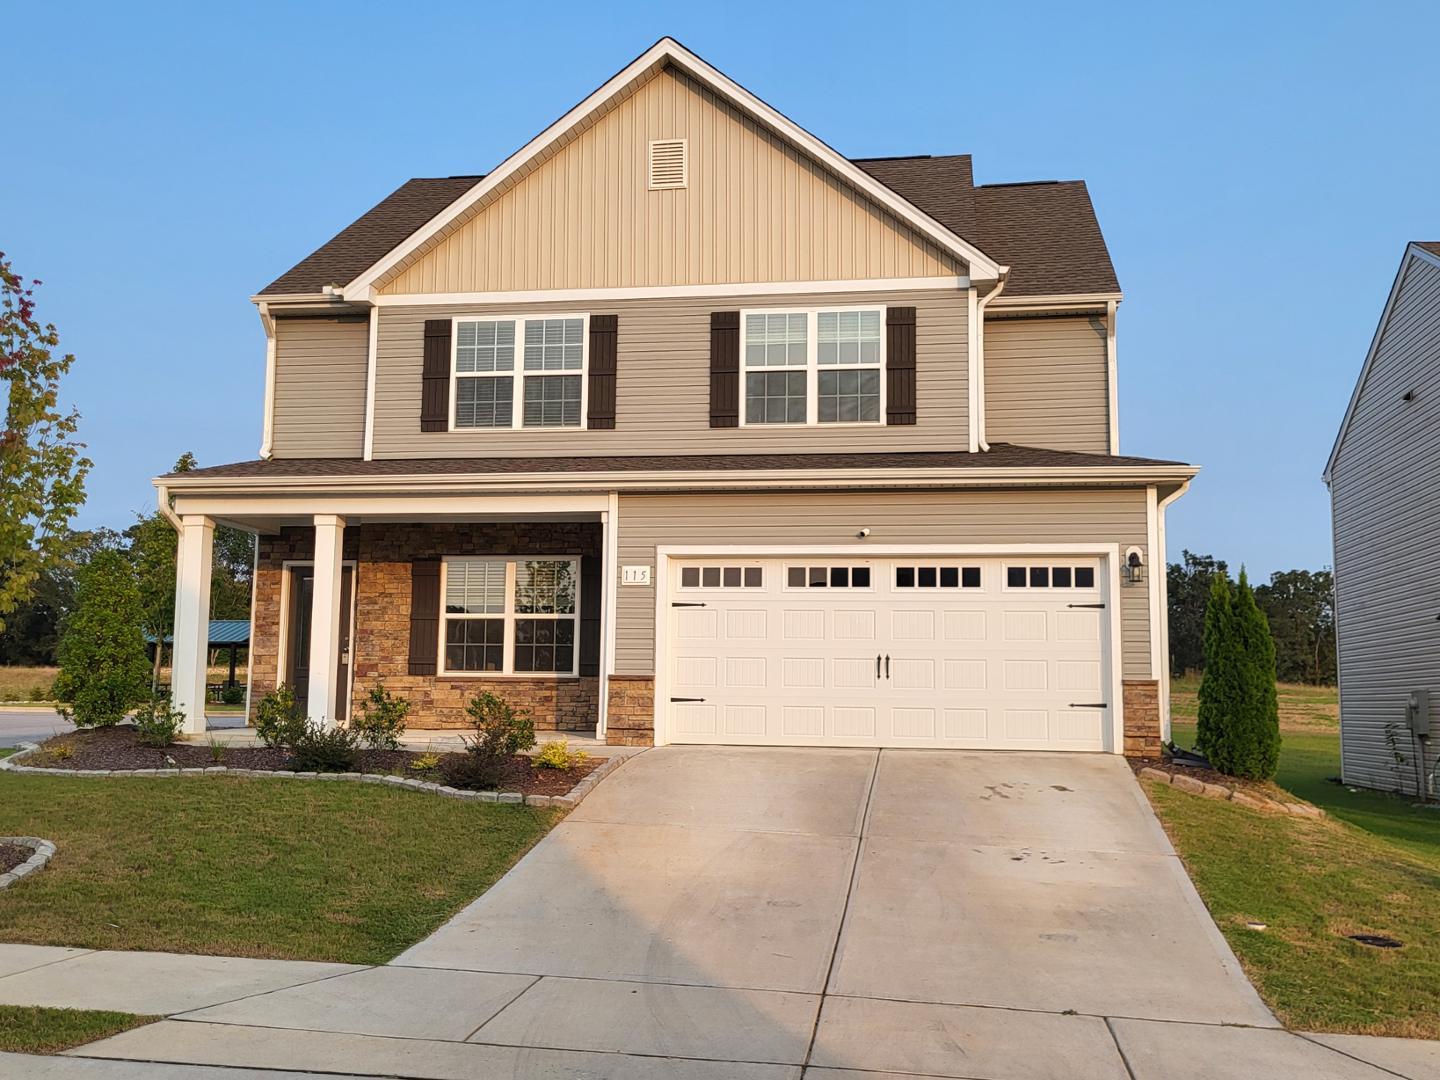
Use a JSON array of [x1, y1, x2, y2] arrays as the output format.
[[895, 565, 981, 589], [786, 565, 873, 589], [442, 557, 579, 675], [1005, 564, 1097, 589], [680, 565, 764, 589]]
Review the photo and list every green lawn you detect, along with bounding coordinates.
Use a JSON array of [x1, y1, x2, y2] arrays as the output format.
[[0, 774, 560, 964], [0, 1005, 155, 1054]]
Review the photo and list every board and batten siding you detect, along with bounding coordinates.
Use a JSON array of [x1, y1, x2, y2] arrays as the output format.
[[984, 315, 1111, 453], [1329, 252, 1440, 794], [269, 318, 368, 458], [370, 289, 966, 458], [376, 65, 962, 295], [614, 488, 1152, 680]]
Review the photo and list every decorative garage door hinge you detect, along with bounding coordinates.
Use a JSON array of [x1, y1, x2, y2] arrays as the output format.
[[670, 697, 706, 703], [671, 601, 707, 608], [1068, 702, 1109, 709], [1067, 603, 1106, 609]]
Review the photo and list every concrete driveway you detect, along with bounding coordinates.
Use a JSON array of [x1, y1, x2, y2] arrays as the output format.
[[77, 745, 1395, 1080]]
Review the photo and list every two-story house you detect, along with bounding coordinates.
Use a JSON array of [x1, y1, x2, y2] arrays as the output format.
[[158, 38, 1196, 756]]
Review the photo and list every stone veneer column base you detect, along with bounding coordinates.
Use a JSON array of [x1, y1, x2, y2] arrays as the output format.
[[1122, 679, 1162, 758], [606, 675, 655, 746]]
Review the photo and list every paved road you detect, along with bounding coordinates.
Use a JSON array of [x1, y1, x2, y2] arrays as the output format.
[[0, 708, 73, 748], [46, 746, 1438, 1078]]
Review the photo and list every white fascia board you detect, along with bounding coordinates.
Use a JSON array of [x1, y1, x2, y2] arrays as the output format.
[[341, 38, 1002, 300], [989, 292, 1123, 310], [374, 276, 968, 308], [1324, 243, 1440, 483]]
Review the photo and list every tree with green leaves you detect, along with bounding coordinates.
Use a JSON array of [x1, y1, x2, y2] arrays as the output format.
[[1196, 568, 1281, 779], [0, 253, 91, 634], [53, 549, 151, 726], [1254, 568, 1336, 684], [1167, 550, 1229, 677]]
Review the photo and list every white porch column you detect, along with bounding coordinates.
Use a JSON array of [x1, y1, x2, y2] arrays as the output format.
[[597, 495, 619, 739], [172, 515, 215, 736], [307, 514, 347, 728]]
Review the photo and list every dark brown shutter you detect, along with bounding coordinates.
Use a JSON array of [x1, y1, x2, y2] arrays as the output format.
[[587, 315, 618, 430], [578, 554, 601, 677], [421, 319, 451, 432], [408, 559, 441, 675], [886, 306, 917, 426], [709, 311, 740, 428]]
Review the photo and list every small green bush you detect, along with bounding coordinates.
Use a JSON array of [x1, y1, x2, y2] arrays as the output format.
[[353, 683, 410, 750], [255, 685, 307, 749], [1196, 568, 1282, 780], [410, 751, 442, 771], [54, 550, 151, 727], [464, 691, 536, 758], [532, 739, 589, 770], [132, 696, 186, 748], [220, 684, 245, 705], [438, 750, 503, 791], [289, 724, 359, 773]]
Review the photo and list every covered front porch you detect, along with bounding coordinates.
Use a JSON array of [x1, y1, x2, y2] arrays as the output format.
[[165, 490, 619, 740]]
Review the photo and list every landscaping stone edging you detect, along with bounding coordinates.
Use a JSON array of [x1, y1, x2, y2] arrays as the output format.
[[0, 743, 629, 810], [1138, 765, 1324, 817], [0, 836, 56, 888]]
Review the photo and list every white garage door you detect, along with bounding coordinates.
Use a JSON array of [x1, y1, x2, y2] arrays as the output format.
[[663, 555, 1112, 751]]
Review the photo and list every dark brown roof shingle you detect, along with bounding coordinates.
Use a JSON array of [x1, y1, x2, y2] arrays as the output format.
[[166, 444, 1187, 481], [972, 181, 1119, 297]]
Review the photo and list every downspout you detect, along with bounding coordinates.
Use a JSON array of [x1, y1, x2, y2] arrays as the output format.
[[155, 483, 182, 532], [258, 302, 277, 460], [974, 272, 1009, 452]]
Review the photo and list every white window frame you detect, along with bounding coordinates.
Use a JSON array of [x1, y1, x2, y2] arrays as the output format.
[[782, 562, 877, 591], [1001, 561, 1101, 592], [737, 305, 887, 428], [448, 314, 590, 433], [438, 555, 582, 678]]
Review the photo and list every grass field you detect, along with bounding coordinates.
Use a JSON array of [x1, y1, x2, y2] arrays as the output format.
[[0, 667, 57, 703], [1153, 677, 1440, 1036], [0, 1005, 155, 1054], [0, 774, 560, 964]]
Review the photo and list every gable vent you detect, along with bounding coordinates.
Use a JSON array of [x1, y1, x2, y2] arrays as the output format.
[[648, 139, 688, 190]]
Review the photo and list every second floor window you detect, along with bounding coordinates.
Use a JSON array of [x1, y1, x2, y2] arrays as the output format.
[[742, 307, 884, 426], [453, 315, 587, 430]]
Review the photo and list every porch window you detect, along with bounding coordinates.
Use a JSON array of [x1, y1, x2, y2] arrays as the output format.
[[452, 316, 587, 430], [441, 557, 580, 675], [741, 307, 885, 425]]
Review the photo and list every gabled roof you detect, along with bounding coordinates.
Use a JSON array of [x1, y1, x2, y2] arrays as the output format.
[[1324, 241, 1440, 482]]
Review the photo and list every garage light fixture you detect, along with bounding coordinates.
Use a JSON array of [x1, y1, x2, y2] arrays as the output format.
[[1123, 548, 1145, 585]]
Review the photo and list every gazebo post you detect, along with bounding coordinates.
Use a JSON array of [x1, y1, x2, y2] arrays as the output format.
[[228, 642, 238, 689]]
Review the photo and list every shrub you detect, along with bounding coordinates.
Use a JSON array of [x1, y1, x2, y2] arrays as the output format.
[[255, 685, 307, 749], [532, 739, 589, 770], [409, 752, 442, 771], [207, 738, 227, 764], [132, 695, 186, 748], [220, 684, 245, 705], [53, 550, 151, 727], [353, 683, 410, 750], [464, 691, 536, 759], [1196, 569, 1281, 780], [438, 750, 503, 791], [289, 724, 359, 773]]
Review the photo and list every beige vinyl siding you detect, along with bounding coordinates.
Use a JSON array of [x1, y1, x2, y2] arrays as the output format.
[[270, 318, 368, 458], [1329, 252, 1440, 794], [371, 289, 966, 458], [985, 315, 1110, 453], [378, 66, 962, 295], [615, 488, 1152, 680]]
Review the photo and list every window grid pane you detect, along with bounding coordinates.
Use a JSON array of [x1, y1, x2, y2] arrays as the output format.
[[745, 312, 807, 367], [745, 371, 806, 424], [456, 320, 516, 373], [515, 560, 577, 614], [523, 318, 584, 371], [513, 618, 576, 673], [444, 618, 504, 671], [455, 376, 514, 428], [446, 559, 507, 614], [523, 374, 582, 427], [817, 309, 881, 366], [818, 369, 880, 424]]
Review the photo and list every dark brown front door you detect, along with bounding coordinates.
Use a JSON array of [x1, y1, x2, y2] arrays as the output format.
[[288, 565, 355, 722]]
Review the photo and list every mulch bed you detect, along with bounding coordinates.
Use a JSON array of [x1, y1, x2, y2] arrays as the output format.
[[0, 844, 32, 874], [23, 726, 599, 796], [1127, 755, 1287, 800]]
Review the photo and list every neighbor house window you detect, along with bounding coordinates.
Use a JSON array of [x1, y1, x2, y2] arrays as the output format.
[[742, 307, 885, 425], [453, 316, 587, 430], [442, 557, 579, 675]]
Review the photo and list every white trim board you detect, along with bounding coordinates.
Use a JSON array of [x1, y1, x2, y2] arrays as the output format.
[[275, 559, 359, 722], [372, 276, 969, 308], [340, 38, 1003, 300], [651, 542, 1125, 754], [1325, 242, 1440, 482]]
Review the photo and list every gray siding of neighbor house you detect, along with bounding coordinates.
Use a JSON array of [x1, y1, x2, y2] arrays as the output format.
[[984, 315, 1111, 453], [270, 317, 369, 458], [369, 289, 967, 458], [1329, 250, 1440, 794], [614, 487, 1152, 679]]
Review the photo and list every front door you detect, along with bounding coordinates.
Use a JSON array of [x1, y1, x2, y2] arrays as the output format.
[[288, 566, 355, 722]]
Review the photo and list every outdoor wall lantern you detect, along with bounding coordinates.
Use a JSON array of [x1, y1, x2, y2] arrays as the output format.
[[1123, 547, 1145, 585]]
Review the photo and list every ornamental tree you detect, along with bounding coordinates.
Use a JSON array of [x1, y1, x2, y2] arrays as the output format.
[[0, 253, 90, 633], [54, 549, 151, 726], [1196, 568, 1281, 779]]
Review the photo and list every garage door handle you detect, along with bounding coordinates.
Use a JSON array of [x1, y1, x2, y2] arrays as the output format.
[[1069, 702, 1109, 709], [671, 602, 707, 608], [885, 654, 890, 679], [876, 654, 881, 679], [1067, 603, 1106, 609], [670, 697, 706, 703]]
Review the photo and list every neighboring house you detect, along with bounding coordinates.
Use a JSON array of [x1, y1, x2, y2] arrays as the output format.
[[1325, 241, 1440, 794], [158, 38, 1196, 755]]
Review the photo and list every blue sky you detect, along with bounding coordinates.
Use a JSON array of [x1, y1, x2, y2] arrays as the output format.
[[4, 2, 1437, 577]]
